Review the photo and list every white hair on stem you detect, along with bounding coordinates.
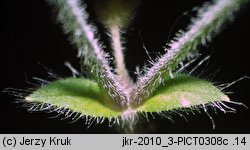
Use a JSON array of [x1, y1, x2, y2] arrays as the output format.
[[109, 25, 133, 103], [44, 0, 249, 125], [131, 0, 248, 105], [48, 0, 129, 107]]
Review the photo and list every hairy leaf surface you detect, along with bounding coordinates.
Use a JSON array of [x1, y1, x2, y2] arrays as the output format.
[[27, 78, 121, 118], [27, 74, 228, 118], [135, 74, 229, 112]]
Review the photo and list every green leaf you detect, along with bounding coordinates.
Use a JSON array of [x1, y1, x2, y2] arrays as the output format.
[[135, 74, 229, 113], [26, 78, 121, 118], [26, 74, 229, 120]]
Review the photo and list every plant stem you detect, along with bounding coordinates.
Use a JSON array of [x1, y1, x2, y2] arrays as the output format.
[[131, 0, 248, 106], [49, 0, 129, 108], [109, 25, 133, 102]]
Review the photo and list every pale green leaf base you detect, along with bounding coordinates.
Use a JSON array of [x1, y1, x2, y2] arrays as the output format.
[[26, 74, 229, 119]]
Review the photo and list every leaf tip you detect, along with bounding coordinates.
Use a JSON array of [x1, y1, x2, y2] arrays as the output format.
[[25, 96, 32, 101], [221, 95, 230, 102]]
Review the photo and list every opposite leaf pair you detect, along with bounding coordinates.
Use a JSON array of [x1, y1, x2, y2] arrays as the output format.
[[26, 0, 248, 127]]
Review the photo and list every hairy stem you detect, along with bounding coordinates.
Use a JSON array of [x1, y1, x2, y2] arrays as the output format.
[[131, 0, 248, 105], [109, 25, 133, 103], [49, 0, 128, 108], [110, 26, 128, 81]]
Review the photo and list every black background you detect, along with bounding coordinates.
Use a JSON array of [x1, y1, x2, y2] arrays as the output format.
[[1, 0, 250, 133]]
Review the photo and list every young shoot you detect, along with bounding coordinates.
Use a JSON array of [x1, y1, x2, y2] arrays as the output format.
[[8, 0, 248, 131]]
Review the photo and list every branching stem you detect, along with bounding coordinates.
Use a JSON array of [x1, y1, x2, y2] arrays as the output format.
[[50, 0, 129, 108]]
